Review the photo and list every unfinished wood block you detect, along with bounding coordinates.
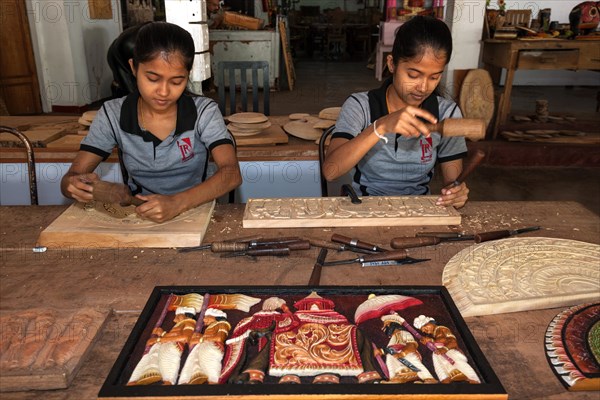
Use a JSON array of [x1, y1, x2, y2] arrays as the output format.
[[38, 200, 215, 248], [243, 196, 461, 228], [0, 307, 110, 392], [443, 237, 600, 317]]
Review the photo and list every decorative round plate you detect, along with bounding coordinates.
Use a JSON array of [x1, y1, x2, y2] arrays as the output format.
[[545, 303, 600, 391], [318, 107, 341, 121]]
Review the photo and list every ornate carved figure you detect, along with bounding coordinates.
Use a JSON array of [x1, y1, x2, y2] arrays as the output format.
[[224, 293, 381, 384], [178, 308, 231, 384], [128, 306, 198, 385], [413, 315, 480, 384], [379, 312, 437, 384]]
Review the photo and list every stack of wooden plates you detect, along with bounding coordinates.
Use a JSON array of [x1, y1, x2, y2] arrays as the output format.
[[78, 110, 97, 135], [283, 107, 341, 142], [226, 112, 271, 137]]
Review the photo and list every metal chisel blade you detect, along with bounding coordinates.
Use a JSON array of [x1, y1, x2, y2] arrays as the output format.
[[361, 258, 430, 267]]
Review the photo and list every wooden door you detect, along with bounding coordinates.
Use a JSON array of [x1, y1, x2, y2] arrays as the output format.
[[0, 0, 42, 115]]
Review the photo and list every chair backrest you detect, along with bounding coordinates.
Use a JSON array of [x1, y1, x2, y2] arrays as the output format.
[[217, 61, 270, 116], [318, 125, 336, 197], [0, 126, 38, 205]]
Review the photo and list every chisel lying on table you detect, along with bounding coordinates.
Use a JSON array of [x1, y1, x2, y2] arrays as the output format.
[[331, 234, 389, 253], [322, 250, 428, 268], [179, 236, 301, 253], [413, 226, 541, 245]]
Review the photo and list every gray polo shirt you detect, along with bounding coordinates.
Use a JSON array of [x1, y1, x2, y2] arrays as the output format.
[[81, 92, 233, 195], [333, 78, 467, 196]]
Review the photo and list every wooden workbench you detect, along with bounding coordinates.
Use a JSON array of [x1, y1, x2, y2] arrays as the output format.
[[1, 201, 598, 399], [482, 38, 600, 138]]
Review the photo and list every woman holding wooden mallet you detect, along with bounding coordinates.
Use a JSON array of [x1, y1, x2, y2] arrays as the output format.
[[323, 16, 470, 208]]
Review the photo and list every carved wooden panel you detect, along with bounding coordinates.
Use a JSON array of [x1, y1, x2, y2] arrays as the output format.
[[243, 196, 461, 228], [0, 308, 110, 392], [38, 200, 215, 248], [443, 238, 600, 317], [545, 303, 600, 391]]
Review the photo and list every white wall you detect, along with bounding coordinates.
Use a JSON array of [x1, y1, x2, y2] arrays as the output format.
[[26, 1, 121, 111]]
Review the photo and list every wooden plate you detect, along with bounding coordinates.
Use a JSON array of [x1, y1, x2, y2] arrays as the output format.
[[318, 107, 341, 121], [230, 120, 272, 130], [227, 124, 262, 137], [283, 120, 323, 141], [313, 119, 335, 130], [289, 113, 311, 120], [459, 69, 494, 129], [78, 117, 92, 126], [82, 110, 98, 122], [227, 112, 268, 124]]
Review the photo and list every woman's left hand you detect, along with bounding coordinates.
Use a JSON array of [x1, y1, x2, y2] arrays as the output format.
[[134, 194, 184, 223], [436, 182, 469, 208]]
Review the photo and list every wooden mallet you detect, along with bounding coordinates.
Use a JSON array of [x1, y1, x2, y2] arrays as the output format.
[[425, 118, 486, 141]]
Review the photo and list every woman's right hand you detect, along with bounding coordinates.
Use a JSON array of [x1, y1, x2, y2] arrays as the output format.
[[64, 172, 99, 203], [380, 106, 438, 139]]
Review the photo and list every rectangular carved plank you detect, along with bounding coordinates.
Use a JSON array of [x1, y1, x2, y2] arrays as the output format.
[[243, 196, 461, 228], [0, 308, 110, 392]]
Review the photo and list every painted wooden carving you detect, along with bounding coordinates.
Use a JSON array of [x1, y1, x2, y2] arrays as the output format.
[[545, 303, 600, 391], [243, 196, 461, 228], [0, 308, 109, 392], [443, 238, 600, 317], [37, 200, 215, 248], [100, 287, 508, 398]]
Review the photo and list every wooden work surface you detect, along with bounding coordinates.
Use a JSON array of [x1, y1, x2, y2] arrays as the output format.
[[0, 115, 319, 163], [1, 201, 599, 399], [482, 39, 600, 138]]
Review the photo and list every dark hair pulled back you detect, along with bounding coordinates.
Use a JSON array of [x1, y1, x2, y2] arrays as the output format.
[[132, 22, 195, 71], [391, 16, 452, 65]]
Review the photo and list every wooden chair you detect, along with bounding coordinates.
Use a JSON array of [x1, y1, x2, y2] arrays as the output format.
[[217, 61, 270, 116], [0, 126, 38, 205]]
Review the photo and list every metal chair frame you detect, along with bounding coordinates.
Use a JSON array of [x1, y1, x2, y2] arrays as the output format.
[[0, 126, 38, 205], [318, 125, 336, 197]]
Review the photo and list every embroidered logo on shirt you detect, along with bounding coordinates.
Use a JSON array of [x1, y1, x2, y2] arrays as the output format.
[[177, 137, 195, 162], [420, 136, 433, 163]]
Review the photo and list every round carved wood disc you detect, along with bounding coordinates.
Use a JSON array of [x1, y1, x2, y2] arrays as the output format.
[[318, 107, 342, 121], [442, 237, 600, 317], [227, 124, 262, 137], [227, 112, 268, 124], [283, 120, 323, 141]]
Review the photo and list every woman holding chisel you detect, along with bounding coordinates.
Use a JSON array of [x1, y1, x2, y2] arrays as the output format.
[[323, 16, 469, 208], [61, 22, 242, 223]]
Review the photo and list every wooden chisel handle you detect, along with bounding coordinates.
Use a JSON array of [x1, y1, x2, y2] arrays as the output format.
[[390, 237, 441, 249], [210, 241, 249, 252], [361, 250, 408, 262], [474, 230, 511, 243], [425, 118, 486, 142], [331, 234, 383, 252], [454, 149, 486, 186]]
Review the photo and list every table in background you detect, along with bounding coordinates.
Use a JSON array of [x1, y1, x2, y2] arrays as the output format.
[[1, 201, 599, 399], [482, 38, 600, 138]]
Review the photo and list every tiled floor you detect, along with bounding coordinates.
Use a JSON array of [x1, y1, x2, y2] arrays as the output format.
[[267, 61, 600, 215]]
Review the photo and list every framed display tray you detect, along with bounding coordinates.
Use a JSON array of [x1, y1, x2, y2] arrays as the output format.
[[99, 286, 506, 399]]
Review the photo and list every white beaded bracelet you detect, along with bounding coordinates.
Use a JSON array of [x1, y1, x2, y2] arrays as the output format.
[[373, 120, 388, 143]]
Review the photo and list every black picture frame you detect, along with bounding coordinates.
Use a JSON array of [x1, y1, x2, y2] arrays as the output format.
[[99, 286, 507, 399]]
